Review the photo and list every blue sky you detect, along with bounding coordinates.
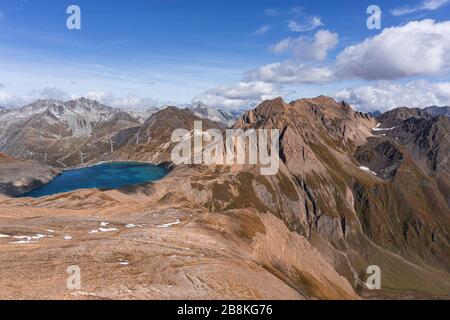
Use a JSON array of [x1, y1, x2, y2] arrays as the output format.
[[0, 0, 449, 111]]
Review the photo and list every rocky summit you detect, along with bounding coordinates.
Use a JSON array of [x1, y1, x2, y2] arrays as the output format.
[[0, 96, 448, 299]]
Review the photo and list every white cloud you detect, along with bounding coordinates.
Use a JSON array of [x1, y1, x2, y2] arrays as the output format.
[[85, 91, 165, 108], [270, 38, 292, 55], [391, 0, 450, 16], [84, 91, 114, 103], [207, 81, 277, 100], [253, 25, 271, 36], [335, 20, 450, 80], [334, 80, 450, 112], [270, 29, 339, 61], [288, 16, 323, 32], [0, 87, 76, 107], [246, 62, 334, 84], [262, 19, 450, 85], [0, 87, 164, 109], [193, 81, 280, 110], [0, 87, 73, 107], [29, 87, 71, 101], [435, 82, 450, 100], [195, 19, 450, 112], [0, 91, 16, 107]]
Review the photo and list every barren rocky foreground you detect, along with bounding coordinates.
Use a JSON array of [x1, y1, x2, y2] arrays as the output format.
[[0, 181, 357, 300]]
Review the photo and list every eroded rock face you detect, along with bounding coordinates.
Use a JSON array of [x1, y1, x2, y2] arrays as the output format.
[[424, 106, 450, 118], [221, 97, 450, 297], [374, 109, 450, 211], [354, 139, 404, 180], [0, 153, 60, 196], [395, 116, 449, 174]]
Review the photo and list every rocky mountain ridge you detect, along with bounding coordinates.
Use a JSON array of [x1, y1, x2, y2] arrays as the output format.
[[424, 106, 450, 117], [0, 98, 237, 167]]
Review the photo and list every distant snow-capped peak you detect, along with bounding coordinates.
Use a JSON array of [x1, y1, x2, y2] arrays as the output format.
[[186, 103, 238, 127], [0, 98, 155, 137]]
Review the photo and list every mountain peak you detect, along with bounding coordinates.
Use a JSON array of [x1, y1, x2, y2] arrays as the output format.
[[27, 99, 64, 109], [71, 97, 95, 103], [289, 96, 363, 121], [306, 95, 339, 105], [424, 105, 450, 117], [66, 97, 106, 107], [376, 107, 432, 127], [186, 103, 238, 127], [255, 97, 289, 112], [35, 98, 64, 104]]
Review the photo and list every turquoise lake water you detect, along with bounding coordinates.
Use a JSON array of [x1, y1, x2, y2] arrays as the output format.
[[18, 162, 169, 198]]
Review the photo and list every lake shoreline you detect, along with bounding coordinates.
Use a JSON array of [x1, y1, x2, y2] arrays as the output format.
[[16, 161, 170, 198], [64, 160, 173, 171]]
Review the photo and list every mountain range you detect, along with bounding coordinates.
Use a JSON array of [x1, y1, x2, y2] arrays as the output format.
[[0, 98, 239, 168], [424, 106, 450, 117], [0, 96, 448, 299], [369, 106, 450, 119]]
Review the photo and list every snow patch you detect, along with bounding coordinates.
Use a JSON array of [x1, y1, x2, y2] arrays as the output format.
[[89, 227, 118, 234], [359, 166, 377, 176], [10, 240, 37, 244], [372, 126, 395, 132], [9, 233, 51, 244], [125, 224, 144, 229], [156, 220, 181, 228], [118, 259, 129, 266]]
